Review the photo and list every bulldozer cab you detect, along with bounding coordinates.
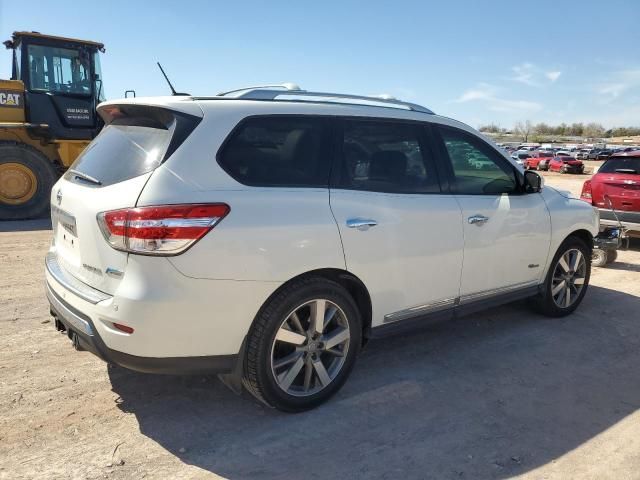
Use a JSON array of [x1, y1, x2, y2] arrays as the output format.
[[4, 31, 105, 140]]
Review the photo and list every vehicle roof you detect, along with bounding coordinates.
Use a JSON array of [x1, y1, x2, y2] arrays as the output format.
[[100, 94, 467, 129], [610, 150, 640, 157], [6, 31, 104, 50]]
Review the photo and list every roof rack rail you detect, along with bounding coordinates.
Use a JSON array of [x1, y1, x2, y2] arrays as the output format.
[[217, 83, 302, 97], [205, 84, 434, 114]]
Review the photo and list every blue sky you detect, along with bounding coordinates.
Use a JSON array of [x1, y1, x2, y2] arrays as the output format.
[[1, 0, 638, 128]]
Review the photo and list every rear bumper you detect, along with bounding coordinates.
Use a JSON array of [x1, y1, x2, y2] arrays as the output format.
[[44, 246, 278, 374], [599, 208, 640, 235], [47, 282, 238, 374]]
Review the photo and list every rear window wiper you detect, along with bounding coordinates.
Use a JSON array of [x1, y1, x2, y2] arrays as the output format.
[[614, 168, 638, 174], [68, 169, 102, 185]]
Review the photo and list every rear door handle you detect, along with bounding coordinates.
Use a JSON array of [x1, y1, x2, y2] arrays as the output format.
[[346, 218, 378, 231], [468, 214, 489, 225]]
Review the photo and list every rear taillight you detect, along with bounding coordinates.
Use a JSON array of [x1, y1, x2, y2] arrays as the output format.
[[580, 180, 593, 203], [97, 204, 230, 255]]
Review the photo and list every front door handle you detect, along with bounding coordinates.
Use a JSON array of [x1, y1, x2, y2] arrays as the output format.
[[468, 214, 489, 226], [346, 218, 378, 231]]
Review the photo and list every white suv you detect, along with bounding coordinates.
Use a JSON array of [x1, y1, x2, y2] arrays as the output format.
[[45, 85, 598, 411]]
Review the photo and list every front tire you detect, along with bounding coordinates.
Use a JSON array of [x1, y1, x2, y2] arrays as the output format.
[[243, 277, 362, 412], [0, 143, 58, 220], [532, 236, 591, 317]]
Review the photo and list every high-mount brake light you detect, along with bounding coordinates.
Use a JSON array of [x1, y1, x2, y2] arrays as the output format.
[[97, 204, 230, 255]]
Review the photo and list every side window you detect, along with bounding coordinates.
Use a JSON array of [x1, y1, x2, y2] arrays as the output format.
[[337, 120, 440, 193], [218, 116, 330, 187], [438, 126, 517, 195]]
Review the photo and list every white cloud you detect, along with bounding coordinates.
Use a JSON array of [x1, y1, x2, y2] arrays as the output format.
[[546, 71, 562, 82], [511, 63, 537, 86], [510, 63, 562, 86], [455, 84, 542, 112], [598, 69, 640, 99]]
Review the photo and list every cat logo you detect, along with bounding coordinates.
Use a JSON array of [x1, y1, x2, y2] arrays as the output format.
[[0, 90, 22, 108]]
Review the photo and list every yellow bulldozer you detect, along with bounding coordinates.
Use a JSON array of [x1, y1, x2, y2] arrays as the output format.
[[0, 31, 105, 220]]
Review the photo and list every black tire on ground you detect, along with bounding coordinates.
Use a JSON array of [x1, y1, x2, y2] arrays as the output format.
[[242, 277, 362, 412], [605, 249, 618, 264], [531, 235, 591, 317], [0, 143, 58, 220], [591, 249, 607, 268]]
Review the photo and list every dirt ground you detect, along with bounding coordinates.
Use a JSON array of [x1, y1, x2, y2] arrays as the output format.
[[2, 171, 640, 480]]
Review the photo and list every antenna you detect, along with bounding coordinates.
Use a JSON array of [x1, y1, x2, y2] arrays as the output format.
[[156, 62, 189, 96]]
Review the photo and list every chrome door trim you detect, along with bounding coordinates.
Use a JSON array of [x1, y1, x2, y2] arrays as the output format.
[[458, 280, 540, 304], [382, 280, 541, 324], [383, 297, 457, 324]]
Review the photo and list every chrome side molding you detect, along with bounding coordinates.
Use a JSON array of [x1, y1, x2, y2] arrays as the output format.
[[383, 281, 541, 324]]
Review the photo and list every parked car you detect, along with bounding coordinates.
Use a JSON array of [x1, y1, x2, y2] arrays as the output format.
[[44, 86, 598, 411], [576, 149, 591, 160], [549, 156, 585, 174], [581, 150, 640, 238], [524, 152, 553, 170], [596, 149, 613, 160], [511, 151, 531, 166], [587, 149, 603, 160]]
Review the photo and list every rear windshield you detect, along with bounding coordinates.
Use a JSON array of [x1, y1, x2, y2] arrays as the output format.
[[67, 123, 173, 187], [67, 107, 200, 187], [599, 157, 640, 174]]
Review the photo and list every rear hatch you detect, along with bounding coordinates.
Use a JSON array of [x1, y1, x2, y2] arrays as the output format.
[[592, 156, 640, 211], [51, 102, 202, 295]]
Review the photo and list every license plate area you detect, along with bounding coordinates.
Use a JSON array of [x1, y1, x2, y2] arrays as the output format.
[[52, 206, 79, 253]]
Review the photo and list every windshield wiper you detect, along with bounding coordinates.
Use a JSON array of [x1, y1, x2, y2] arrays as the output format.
[[614, 169, 638, 174], [68, 169, 102, 185]]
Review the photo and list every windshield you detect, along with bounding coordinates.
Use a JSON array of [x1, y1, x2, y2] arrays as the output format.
[[599, 157, 640, 174], [68, 122, 174, 186], [27, 44, 92, 95]]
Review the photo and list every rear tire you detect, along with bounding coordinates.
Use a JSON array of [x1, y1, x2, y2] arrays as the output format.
[[531, 236, 591, 317], [605, 249, 618, 264], [243, 277, 362, 412], [0, 143, 58, 220], [591, 249, 607, 267]]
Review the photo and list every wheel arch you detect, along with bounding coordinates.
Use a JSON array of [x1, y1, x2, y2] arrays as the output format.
[[567, 228, 594, 251], [255, 268, 373, 346]]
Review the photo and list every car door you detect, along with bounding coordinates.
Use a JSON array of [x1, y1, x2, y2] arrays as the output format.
[[433, 124, 551, 303], [329, 118, 464, 327]]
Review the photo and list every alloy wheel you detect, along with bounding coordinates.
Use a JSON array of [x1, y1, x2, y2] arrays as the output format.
[[551, 248, 587, 308], [270, 299, 351, 397]]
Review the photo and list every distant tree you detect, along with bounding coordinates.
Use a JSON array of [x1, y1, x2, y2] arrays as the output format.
[[583, 122, 606, 139], [478, 123, 501, 134], [534, 122, 551, 135], [514, 120, 535, 142], [568, 123, 584, 136]]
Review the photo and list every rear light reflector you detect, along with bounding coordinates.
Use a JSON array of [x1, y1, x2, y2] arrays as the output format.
[[97, 204, 230, 255], [580, 180, 593, 203], [113, 322, 134, 334]]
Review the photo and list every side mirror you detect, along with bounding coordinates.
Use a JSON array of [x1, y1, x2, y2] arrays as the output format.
[[524, 170, 542, 193]]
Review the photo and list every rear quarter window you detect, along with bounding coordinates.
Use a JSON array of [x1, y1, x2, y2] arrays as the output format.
[[218, 116, 331, 187]]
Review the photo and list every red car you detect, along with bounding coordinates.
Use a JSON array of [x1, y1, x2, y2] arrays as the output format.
[[581, 150, 640, 237], [548, 156, 584, 174], [524, 152, 553, 170]]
